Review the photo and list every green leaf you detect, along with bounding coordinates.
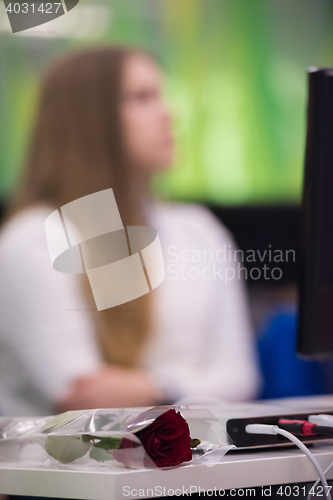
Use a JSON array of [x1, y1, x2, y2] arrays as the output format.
[[40, 412, 84, 433], [82, 435, 122, 450], [190, 438, 201, 448], [94, 437, 122, 450], [94, 414, 119, 429], [82, 434, 91, 443], [45, 435, 90, 463], [89, 446, 114, 463], [107, 423, 123, 431]]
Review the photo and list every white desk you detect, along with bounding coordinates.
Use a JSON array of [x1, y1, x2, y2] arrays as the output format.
[[1, 443, 333, 499], [3, 396, 333, 500]]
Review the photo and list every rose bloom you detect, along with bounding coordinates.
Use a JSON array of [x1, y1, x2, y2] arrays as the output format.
[[113, 409, 192, 468]]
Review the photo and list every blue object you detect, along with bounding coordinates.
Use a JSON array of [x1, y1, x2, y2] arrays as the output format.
[[258, 309, 326, 399]]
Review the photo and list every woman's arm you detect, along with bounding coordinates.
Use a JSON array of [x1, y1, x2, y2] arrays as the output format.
[[0, 208, 104, 414], [0, 208, 165, 414], [55, 207, 263, 409], [144, 206, 263, 404], [54, 365, 162, 412], [193, 221, 263, 402]]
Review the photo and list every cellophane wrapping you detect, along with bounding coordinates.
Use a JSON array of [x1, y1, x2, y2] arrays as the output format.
[[0, 405, 233, 470]]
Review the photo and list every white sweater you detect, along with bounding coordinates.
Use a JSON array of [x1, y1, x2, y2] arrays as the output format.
[[0, 202, 262, 416]]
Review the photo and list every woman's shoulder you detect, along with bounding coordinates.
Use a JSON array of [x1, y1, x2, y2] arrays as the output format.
[[152, 200, 216, 224], [152, 200, 234, 244], [0, 204, 54, 255]]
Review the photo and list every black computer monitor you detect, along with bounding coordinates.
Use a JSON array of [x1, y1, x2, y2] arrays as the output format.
[[297, 67, 333, 357]]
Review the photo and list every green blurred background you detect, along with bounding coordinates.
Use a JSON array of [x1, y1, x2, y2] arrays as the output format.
[[0, 0, 332, 205]]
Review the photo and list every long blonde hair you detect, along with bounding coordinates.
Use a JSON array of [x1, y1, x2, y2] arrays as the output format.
[[6, 46, 154, 367]]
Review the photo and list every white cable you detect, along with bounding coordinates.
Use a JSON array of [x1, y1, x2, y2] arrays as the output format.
[[307, 461, 333, 500], [307, 414, 333, 500], [245, 424, 331, 500], [276, 428, 331, 500], [245, 423, 279, 435], [309, 414, 333, 428]]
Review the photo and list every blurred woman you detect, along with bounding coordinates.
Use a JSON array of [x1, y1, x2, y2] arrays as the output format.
[[0, 46, 262, 416]]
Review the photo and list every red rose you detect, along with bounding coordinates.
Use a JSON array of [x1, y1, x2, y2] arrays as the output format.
[[114, 409, 192, 468]]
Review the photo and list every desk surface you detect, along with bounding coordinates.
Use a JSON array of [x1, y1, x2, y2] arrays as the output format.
[[1, 442, 333, 500], [3, 395, 333, 500]]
